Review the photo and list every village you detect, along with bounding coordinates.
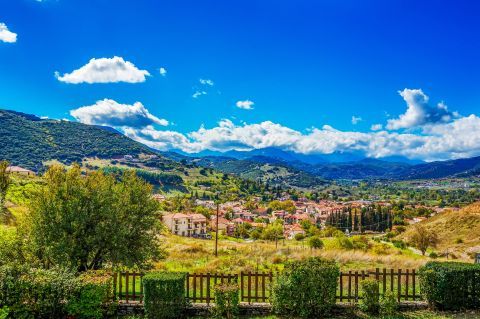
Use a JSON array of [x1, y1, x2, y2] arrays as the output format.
[[160, 195, 450, 240]]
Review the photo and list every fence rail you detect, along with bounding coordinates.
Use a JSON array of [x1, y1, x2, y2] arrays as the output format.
[[113, 268, 421, 304]]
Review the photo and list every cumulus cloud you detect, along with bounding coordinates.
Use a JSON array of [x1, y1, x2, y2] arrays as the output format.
[[236, 100, 254, 110], [386, 88, 458, 130], [351, 116, 362, 125], [0, 23, 17, 43], [66, 87, 480, 162], [120, 114, 480, 162], [159, 67, 167, 76], [70, 99, 168, 128], [56, 56, 150, 84]]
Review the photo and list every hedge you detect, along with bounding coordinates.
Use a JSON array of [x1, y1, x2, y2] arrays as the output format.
[[272, 257, 340, 318], [0, 265, 77, 319], [143, 272, 187, 319], [66, 271, 115, 319], [419, 261, 480, 310], [0, 265, 115, 319]]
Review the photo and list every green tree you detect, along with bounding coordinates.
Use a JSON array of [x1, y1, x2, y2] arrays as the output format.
[[308, 236, 324, 250], [0, 161, 11, 217], [27, 164, 163, 271], [410, 224, 438, 256]]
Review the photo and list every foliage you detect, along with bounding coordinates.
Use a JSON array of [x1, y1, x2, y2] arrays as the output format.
[[66, 271, 115, 319], [0, 110, 157, 171], [0, 161, 10, 218], [0, 306, 8, 319], [0, 264, 77, 319], [294, 233, 305, 241], [0, 226, 24, 267], [102, 166, 183, 188], [359, 279, 380, 314], [419, 261, 480, 310], [262, 221, 284, 241], [308, 236, 324, 250], [409, 225, 439, 255], [27, 164, 163, 271], [268, 200, 296, 213], [272, 257, 340, 318], [380, 290, 398, 316], [213, 283, 239, 319], [143, 272, 187, 319]]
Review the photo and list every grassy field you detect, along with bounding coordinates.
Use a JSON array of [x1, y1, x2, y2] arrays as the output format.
[[400, 203, 480, 260], [155, 232, 429, 274]]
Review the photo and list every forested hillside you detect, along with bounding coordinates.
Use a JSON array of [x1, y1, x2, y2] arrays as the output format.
[[0, 110, 156, 170]]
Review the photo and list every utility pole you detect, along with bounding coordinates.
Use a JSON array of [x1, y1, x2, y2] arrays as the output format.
[[215, 201, 219, 257]]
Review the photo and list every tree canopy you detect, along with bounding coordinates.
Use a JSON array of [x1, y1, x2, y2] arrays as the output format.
[[27, 164, 163, 272]]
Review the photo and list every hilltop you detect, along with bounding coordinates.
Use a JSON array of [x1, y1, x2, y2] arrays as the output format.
[[0, 109, 157, 171], [400, 202, 480, 259]]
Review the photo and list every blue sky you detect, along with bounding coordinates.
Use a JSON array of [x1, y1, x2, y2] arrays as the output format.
[[1, 0, 480, 161]]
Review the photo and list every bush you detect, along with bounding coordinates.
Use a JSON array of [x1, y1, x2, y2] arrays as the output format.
[[294, 233, 305, 241], [359, 279, 379, 314], [380, 290, 398, 316], [143, 272, 187, 319], [272, 257, 339, 318], [419, 261, 480, 310], [392, 239, 407, 250], [66, 271, 115, 319], [308, 236, 324, 250], [0, 265, 77, 319], [213, 283, 239, 319]]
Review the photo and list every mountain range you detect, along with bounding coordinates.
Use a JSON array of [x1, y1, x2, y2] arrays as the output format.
[[1, 109, 480, 185]]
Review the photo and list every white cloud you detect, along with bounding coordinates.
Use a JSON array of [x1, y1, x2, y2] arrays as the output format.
[[351, 116, 362, 125], [236, 100, 254, 110], [192, 91, 207, 99], [56, 56, 150, 84], [65, 87, 480, 162], [119, 113, 480, 161], [386, 88, 457, 130], [0, 23, 17, 43], [159, 67, 167, 76], [70, 99, 168, 128], [199, 78, 214, 86]]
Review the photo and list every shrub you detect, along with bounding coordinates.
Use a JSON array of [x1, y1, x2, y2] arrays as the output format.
[[429, 252, 438, 259], [66, 271, 115, 319], [419, 261, 480, 310], [359, 279, 379, 315], [213, 283, 239, 319], [308, 236, 324, 250], [392, 239, 407, 250], [272, 257, 339, 318], [352, 236, 370, 250], [336, 236, 353, 250], [0, 265, 77, 319], [143, 272, 187, 319], [380, 290, 398, 316], [294, 233, 305, 241]]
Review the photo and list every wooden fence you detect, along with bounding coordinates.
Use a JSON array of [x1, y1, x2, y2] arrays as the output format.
[[113, 268, 420, 304]]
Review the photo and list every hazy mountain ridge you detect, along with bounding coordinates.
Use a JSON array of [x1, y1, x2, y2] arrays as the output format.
[[2, 109, 480, 182]]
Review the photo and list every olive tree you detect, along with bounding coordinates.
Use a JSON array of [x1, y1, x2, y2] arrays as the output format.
[[410, 224, 438, 256], [27, 164, 163, 272]]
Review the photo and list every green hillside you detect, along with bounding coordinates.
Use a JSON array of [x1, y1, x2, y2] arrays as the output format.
[[0, 109, 156, 170]]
